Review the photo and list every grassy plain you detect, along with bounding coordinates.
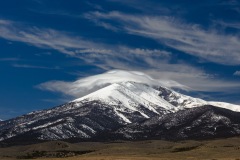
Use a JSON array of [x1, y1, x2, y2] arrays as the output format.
[[1, 137, 240, 160]]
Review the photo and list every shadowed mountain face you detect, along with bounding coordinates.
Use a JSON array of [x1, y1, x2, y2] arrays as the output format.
[[111, 106, 240, 140], [0, 82, 240, 143]]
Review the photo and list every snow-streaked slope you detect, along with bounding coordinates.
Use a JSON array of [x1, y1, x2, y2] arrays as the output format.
[[0, 82, 175, 141], [0, 81, 240, 142], [208, 101, 240, 112], [157, 86, 207, 108], [156, 86, 240, 112], [73, 82, 176, 120], [113, 105, 240, 140], [74, 81, 240, 118]]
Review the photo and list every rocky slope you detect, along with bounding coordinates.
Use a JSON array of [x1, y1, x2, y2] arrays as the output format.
[[0, 81, 239, 142], [112, 105, 240, 140]]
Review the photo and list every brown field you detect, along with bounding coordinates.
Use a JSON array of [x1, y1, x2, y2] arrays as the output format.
[[1, 137, 240, 160]]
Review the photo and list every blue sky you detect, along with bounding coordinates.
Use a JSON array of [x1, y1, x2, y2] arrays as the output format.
[[0, 0, 240, 120]]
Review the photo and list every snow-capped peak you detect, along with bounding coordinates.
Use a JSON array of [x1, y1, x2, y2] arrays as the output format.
[[72, 81, 240, 115], [73, 82, 177, 121], [74, 82, 174, 108], [73, 81, 240, 114]]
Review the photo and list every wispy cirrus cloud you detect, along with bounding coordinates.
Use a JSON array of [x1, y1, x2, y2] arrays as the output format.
[[234, 71, 240, 76], [107, 0, 172, 15], [0, 18, 176, 73], [0, 19, 103, 56], [0, 58, 21, 61], [214, 20, 240, 30], [85, 11, 240, 65], [12, 64, 60, 70], [0, 19, 170, 66], [1, 18, 240, 100]]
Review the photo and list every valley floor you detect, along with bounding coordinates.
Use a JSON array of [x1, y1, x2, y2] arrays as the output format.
[[1, 137, 240, 160]]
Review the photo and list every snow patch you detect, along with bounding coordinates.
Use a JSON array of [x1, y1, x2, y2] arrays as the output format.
[[209, 102, 240, 112], [33, 119, 64, 130]]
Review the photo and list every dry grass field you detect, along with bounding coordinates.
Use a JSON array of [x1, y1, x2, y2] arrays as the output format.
[[1, 137, 240, 160]]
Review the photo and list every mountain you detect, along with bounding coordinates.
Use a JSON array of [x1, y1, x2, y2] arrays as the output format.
[[0, 81, 240, 143], [111, 105, 240, 140], [155, 85, 240, 112]]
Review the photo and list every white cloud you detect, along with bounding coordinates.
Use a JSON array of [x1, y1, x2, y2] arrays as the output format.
[[0, 19, 172, 70], [37, 70, 190, 98], [0, 20, 104, 56], [0, 19, 188, 82], [12, 64, 60, 69], [234, 71, 240, 76], [85, 11, 240, 65], [0, 58, 20, 61], [146, 70, 240, 93], [1, 19, 240, 100], [215, 20, 240, 30], [37, 69, 240, 100], [0, 20, 11, 25]]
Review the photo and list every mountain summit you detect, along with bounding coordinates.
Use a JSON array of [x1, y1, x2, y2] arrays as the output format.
[[0, 82, 240, 142]]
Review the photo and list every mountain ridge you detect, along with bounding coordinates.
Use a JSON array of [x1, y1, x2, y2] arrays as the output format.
[[0, 81, 240, 143], [110, 105, 240, 140]]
